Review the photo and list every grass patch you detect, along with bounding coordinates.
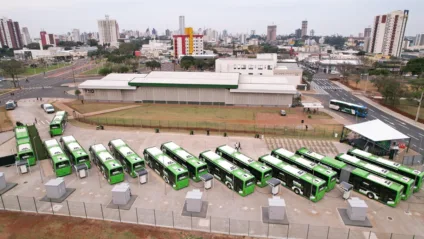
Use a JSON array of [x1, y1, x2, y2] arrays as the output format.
[[394, 99, 424, 120], [0, 89, 13, 96], [65, 100, 136, 114], [20, 63, 71, 76], [80, 66, 102, 76], [0, 106, 13, 130]]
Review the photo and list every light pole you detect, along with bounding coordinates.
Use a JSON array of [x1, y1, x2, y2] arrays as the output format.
[[361, 73, 369, 94], [415, 91, 424, 122], [33, 136, 44, 183]]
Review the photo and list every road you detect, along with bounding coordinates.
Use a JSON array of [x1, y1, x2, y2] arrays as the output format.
[[0, 59, 97, 103], [309, 73, 424, 155]]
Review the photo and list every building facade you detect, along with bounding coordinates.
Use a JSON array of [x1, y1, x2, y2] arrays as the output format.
[[179, 16, 185, 35], [364, 27, 372, 38], [368, 10, 409, 57], [40, 31, 47, 46], [0, 18, 23, 49], [72, 29, 80, 42], [98, 15, 119, 47], [301, 21, 308, 37], [310, 29, 315, 37], [414, 34, 424, 46], [267, 25, 276, 42], [21, 27, 31, 46], [173, 27, 204, 58]]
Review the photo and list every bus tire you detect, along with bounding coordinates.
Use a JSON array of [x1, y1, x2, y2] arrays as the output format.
[[367, 193, 374, 199], [147, 160, 152, 168], [294, 188, 300, 195], [164, 176, 169, 184], [225, 182, 233, 190]]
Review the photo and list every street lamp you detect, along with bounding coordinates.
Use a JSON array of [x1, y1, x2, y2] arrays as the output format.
[[361, 73, 369, 93], [33, 136, 44, 183]]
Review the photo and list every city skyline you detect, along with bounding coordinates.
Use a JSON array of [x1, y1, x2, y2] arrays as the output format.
[[1, 0, 423, 40]]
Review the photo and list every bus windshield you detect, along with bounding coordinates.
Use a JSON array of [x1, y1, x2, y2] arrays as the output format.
[[110, 168, 123, 175], [133, 162, 144, 170], [245, 178, 255, 187], [20, 152, 33, 160], [198, 165, 208, 173], [319, 184, 326, 191], [264, 171, 272, 179], [177, 172, 188, 181], [50, 124, 60, 129], [357, 107, 368, 114], [56, 161, 70, 168], [77, 155, 89, 163]]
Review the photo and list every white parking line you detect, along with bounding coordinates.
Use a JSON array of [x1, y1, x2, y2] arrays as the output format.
[[413, 144, 417, 148], [398, 124, 409, 129], [368, 108, 375, 112], [40, 120, 45, 125], [385, 120, 395, 125], [342, 98, 346, 101], [419, 133, 424, 137], [420, 148, 424, 151], [407, 134, 419, 140], [380, 115, 389, 120], [370, 115, 377, 119], [394, 119, 406, 125]]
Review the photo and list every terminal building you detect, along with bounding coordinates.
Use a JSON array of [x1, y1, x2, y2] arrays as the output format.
[[79, 72, 299, 107]]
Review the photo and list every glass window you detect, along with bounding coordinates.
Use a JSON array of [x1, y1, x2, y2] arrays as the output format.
[[241, 65, 246, 69], [178, 172, 188, 181], [56, 161, 69, 169], [111, 167, 123, 175], [258, 65, 263, 70], [267, 65, 273, 70], [248, 65, 254, 70]]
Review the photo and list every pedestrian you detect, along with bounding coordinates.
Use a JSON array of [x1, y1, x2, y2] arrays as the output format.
[[81, 100, 84, 104], [238, 142, 242, 150], [235, 142, 238, 151], [305, 125, 308, 131], [35, 118, 37, 124]]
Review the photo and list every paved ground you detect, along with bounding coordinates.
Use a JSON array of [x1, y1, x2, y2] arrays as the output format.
[[309, 73, 424, 155], [1, 99, 424, 237]]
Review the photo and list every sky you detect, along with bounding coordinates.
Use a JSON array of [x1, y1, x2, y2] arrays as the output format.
[[2, 0, 423, 39]]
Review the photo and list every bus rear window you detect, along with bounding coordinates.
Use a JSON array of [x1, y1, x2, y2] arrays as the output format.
[[245, 178, 255, 187], [319, 184, 326, 191], [331, 175, 337, 181], [264, 172, 272, 178], [20, 153, 33, 160], [77, 156, 88, 163], [50, 124, 60, 129], [111, 168, 123, 175], [56, 161, 69, 168], [133, 162, 144, 169], [178, 172, 188, 181], [198, 165, 207, 173]]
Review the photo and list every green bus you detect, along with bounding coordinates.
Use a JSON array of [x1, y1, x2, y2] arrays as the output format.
[[143, 147, 189, 190], [347, 148, 424, 193], [215, 145, 272, 187], [60, 135, 91, 169], [271, 148, 337, 191], [14, 126, 36, 166], [346, 167, 404, 207], [296, 147, 347, 181], [49, 111, 68, 137], [44, 139, 72, 177], [199, 150, 255, 197], [108, 139, 145, 178], [89, 144, 124, 184], [161, 141, 208, 182], [258, 154, 327, 202], [336, 153, 414, 200]]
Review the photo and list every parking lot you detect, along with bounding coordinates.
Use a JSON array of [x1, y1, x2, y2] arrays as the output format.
[[1, 99, 424, 236]]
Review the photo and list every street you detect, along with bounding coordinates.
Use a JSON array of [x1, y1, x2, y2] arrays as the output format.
[[310, 73, 424, 155]]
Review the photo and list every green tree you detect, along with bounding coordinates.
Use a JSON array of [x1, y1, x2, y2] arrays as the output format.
[[194, 59, 206, 70], [126, 59, 139, 72], [98, 67, 112, 76], [0, 60, 25, 88], [119, 43, 138, 55], [0, 46, 14, 58], [180, 56, 195, 70], [74, 89, 81, 99], [324, 35, 346, 50], [87, 39, 98, 47], [119, 66, 129, 73], [145, 60, 161, 71], [379, 77, 405, 106], [402, 58, 424, 76], [371, 75, 386, 92], [27, 42, 41, 49]]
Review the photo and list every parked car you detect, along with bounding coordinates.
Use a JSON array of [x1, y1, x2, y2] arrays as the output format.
[[41, 103, 55, 114], [280, 110, 287, 116], [5, 100, 17, 110]]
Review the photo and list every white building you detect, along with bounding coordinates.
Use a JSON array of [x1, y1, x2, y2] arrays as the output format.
[[414, 34, 424, 46], [179, 16, 185, 35], [98, 15, 119, 47], [21, 27, 31, 46], [368, 10, 409, 57], [72, 29, 80, 42], [141, 39, 172, 58], [215, 54, 277, 76], [248, 38, 259, 46]]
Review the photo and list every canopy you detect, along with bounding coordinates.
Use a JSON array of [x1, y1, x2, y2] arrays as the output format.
[[344, 119, 409, 142], [302, 102, 324, 109]]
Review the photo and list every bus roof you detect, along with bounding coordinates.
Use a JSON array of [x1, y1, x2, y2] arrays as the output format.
[[56, 111, 66, 116], [352, 168, 404, 192], [260, 154, 283, 166], [50, 111, 66, 125], [48, 146, 67, 159], [91, 144, 107, 153], [45, 139, 59, 148], [67, 142, 88, 158], [201, 150, 254, 181], [110, 139, 126, 147], [145, 147, 163, 157], [61, 135, 76, 144], [273, 148, 295, 158], [281, 163, 325, 186], [15, 126, 29, 139], [162, 141, 180, 151], [157, 154, 187, 174], [297, 147, 346, 169], [119, 146, 143, 163], [17, 138, 30, 145], [330, 99, 367, 109], [349, 148, 422, 176]]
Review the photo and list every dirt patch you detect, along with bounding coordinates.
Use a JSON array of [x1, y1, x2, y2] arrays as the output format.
[[65, 100, 138, 114], [0, 211, 253, 239], [0, 106, 13, 131]]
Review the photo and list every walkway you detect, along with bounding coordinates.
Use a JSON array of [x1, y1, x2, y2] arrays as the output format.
[[264, 137, 339, 157]]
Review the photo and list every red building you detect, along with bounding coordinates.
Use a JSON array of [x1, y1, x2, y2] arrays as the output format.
[[40, 31, 47, 46]]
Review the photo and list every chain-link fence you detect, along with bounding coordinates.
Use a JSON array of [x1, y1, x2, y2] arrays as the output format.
[[74, 115, 343, 140], [402, 155, 423, 166], [0, 194, 423, 239]]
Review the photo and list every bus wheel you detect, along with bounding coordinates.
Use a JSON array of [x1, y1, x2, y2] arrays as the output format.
[[147, 161, 152, 168], [367, 193, 374, 199], [225, 182, 233, 190], [294, 188, 300, 195], [164, 176, 169, 184]]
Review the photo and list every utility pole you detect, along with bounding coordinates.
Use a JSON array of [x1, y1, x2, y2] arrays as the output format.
[[415, 91, 424, 122]]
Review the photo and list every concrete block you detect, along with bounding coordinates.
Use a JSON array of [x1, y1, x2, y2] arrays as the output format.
[[268, 196, 286, 221], [186, 189, 203, 213], [112, 183, 131, 205], [45, 178, 66, 199], [347, 197, 368, 221]]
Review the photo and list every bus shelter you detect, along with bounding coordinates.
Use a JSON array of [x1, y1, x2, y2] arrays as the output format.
[[302, 102, 324, 114], [340, 119, 410, 156]]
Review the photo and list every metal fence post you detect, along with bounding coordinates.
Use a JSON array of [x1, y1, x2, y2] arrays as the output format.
[[66, 200, 71, 216], [248, 220, 250, 236], [50, 199, 54, 215], [327, 226, 330, 239], [136, 208, 139, 224], [153, 209, 156, 226], [83, 202, 87, 218], [172, 211, 175, 228], [287, 224, 290, 238], [209, 216, 211, 233], [306, 224, 310, 239], [390, 233, 393, 239], [347, 228, 350, 239], [368, 231, 372, 239], [118, 205, 121, 222], [16, 196, 21, 211], [100, 204, 104, 220], [33, 197, 37, 213]]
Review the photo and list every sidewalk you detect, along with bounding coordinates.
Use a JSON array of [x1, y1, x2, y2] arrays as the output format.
[[332, 81, 353, 92], [53, 101, 141, 119], [355, 94, 424, 130], [82, 105, 141, 117]]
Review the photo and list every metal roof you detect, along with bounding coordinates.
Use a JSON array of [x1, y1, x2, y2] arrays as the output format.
[[101, 73, 147, 81], [78, 80, 136, 90], [238, 75, 289, 85], [230, 83, 297, 94], [129, 71, 240, 88], [345, 119, 409, 142]]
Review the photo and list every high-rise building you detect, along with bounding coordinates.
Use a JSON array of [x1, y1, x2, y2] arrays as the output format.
[[368, 10, 409, 57], [173, 27, 204, 58], [152, 28, 157, 36], [364, 27, 372, 38], [21, 27, 31, 46], [310, 29, 315, 37], [414, 34, 424, 46], [266, 25, 276, 42], [165, 29, 171, 37], [40, 31, 48, 46], [179, 16, 185, 35], [97, 15, 119, 47], [223, 30, 228, 38], [359, 33, 364, 38], [295, 29, 302, 38], [48, 33, 55, 45], [240, 34, 246, 44], [72, 29, 80, 42], [301, 20, 308, 37], [0, 17, 23, 49]]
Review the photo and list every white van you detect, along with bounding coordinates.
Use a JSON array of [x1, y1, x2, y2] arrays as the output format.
[[41, 103, 55, 114]]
